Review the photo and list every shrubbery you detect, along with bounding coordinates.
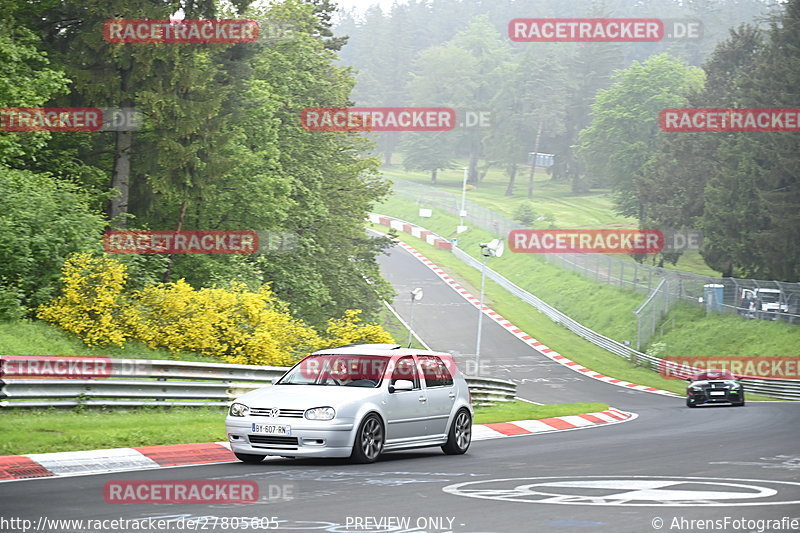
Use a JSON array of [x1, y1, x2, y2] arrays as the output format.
[[38, 253, 394, 366]]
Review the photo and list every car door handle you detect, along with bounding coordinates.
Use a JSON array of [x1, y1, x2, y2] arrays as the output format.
[[448, 392, 456, 399], [418, 396, 427, 403]]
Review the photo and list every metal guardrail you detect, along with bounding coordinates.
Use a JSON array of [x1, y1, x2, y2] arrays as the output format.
[[466, 376, 517, 405], [0, 357, 516, 407]]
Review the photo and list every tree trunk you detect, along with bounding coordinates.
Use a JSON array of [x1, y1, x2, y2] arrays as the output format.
[[505, 163, 518, 196], [468, 153, 479, 184], [162, 200, 189, 283], [109, 68, 133, 226], [431, 168, 437, 184], [528, 120, 543, 199]]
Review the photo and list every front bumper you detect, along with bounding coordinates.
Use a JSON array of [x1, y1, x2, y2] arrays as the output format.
[[688, 388, 743, 404], [225, 417, 356, 458]]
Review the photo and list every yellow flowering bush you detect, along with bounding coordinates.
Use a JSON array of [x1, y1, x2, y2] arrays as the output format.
[[320, 309, 395, 349], [37, 253, 132, 346], [131, 280, 321, 366], [38, 253, 395, 366]]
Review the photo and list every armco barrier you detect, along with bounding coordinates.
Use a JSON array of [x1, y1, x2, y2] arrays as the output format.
[[0, 356, 515, 407], [371, 213, 800, 401]]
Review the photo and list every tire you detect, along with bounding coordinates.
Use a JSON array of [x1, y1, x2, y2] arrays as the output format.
[[234, 452, 266, 464], [735, 395, 746, 407], [350, 414, 384, 464], [686, 397, 697, 408], [442, 408, 472, 455]]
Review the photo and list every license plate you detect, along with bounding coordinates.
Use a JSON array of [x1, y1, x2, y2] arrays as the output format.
[[251, 423, 291, 435], [709, 391, 726, 396]]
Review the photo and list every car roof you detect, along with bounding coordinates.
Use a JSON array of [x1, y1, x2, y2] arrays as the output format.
[[310, 344, 451, 358]]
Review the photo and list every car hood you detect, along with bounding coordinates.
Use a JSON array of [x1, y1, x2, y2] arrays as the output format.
[[235, 384, 381, 409]]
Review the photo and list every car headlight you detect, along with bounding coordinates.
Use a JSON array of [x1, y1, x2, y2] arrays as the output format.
[[304, 407, 335, 421], [229, 402, 249, 417]]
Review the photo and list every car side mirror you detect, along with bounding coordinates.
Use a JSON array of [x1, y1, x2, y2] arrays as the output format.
[[389, 379, 414, 393]]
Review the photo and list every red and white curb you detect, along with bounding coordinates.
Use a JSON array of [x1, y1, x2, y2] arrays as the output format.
[[473, 408, 636, 441], [0, 410, 635, 481], [370, 214, 676, 397], [0, 442, 234, 482]]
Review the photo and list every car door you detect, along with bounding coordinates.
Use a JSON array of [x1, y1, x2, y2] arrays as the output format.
[[384, 356, 429, 444], [418, 355, 456, 437]]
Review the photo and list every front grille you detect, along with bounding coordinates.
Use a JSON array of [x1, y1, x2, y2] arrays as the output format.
[[248, 435, 299, 447], [249, 407, 305, 418]]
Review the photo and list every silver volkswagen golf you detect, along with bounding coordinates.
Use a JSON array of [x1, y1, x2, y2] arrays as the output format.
[[225, 344, 473, 464]]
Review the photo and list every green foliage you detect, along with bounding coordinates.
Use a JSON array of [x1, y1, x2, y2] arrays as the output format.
[[0, 21, 69, 168], [0, 169, 105, 319], [513, 202, 538, 226], [576, 54, 706, 218]]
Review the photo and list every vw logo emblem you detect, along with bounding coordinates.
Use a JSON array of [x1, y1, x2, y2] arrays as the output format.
[[267, 408, 280, 418]]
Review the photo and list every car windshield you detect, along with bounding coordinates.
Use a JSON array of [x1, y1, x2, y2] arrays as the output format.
[[692, 369, 736, 381], [276, 355, 389, 388], [758, 292, 780, 303]]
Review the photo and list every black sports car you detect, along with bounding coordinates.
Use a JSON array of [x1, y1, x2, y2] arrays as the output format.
[[686, 369, 745, 407]]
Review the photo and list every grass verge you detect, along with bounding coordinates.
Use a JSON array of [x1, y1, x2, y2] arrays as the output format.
[[0, 320, 218, 363], [473, 401, 609, 425], [0, 406, 229, 455], [2, 401, 609, 455]]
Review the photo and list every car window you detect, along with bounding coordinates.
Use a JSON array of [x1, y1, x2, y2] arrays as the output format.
[[390, 356, 420, 389], [418, 355, 454, 388], [276, 354, 387, 387]]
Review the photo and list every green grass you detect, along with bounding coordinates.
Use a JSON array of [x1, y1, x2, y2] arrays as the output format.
[[473, 401, 609, 425], [375, 196, 645, 341], [0, 320, 219, 363], [649, 303, 800, 358], [383, 163, 722, 277], [0, 401, 609, 455], [0, 406, 229, 455]]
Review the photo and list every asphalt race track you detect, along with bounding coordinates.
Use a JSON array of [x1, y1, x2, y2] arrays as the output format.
[[1, 241, 798, 533]]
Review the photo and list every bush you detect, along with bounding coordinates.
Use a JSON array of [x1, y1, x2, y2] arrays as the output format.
[[38, 253, 395, 366], [37, 253, 131, 346], [0, 168, 105, 317], [513, 202, 538, 226]]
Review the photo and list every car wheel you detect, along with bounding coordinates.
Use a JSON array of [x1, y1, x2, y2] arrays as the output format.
[[234, 452, 266, 464], [442, 408, 472, 455], [350, 414, 384, 464], [686, 397, 697, 408], [735, 395, 746, 407]]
